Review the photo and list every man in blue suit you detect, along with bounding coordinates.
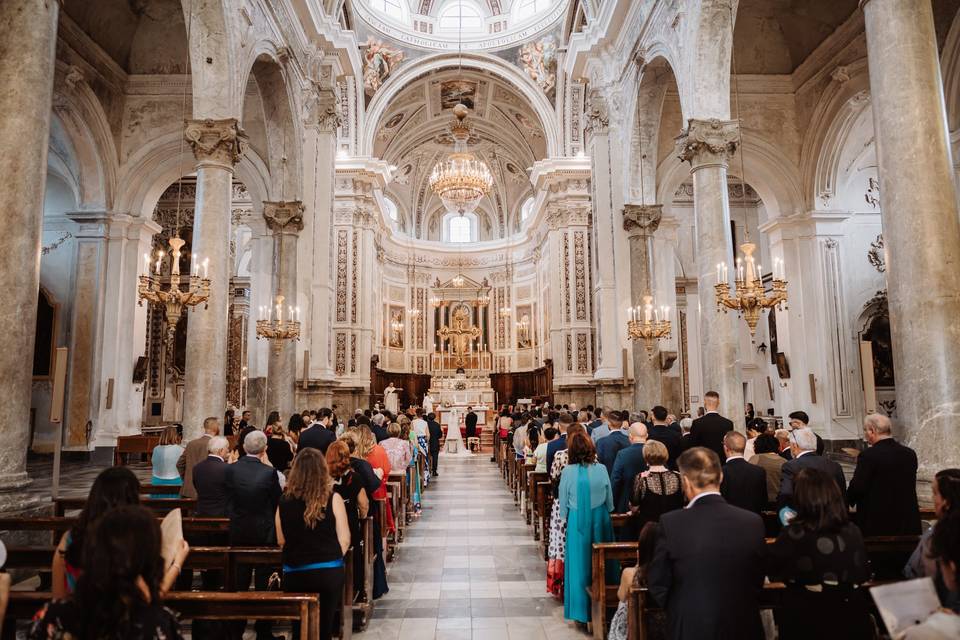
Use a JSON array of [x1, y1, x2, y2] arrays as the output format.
[[546, 413, 576, 472], [647, 405, 683, 469], [596, 411, 629, 478], [611, 422, 648, 512]]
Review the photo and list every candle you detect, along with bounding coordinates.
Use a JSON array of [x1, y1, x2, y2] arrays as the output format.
[[143, 253, 150, 275], [295, 307, 300, 322], [276, 303, 282, 322], [644, 301, 652, 324], [716, 263, 722, 284], [202, 258, 209, 279], [154, 251, 163, 275]]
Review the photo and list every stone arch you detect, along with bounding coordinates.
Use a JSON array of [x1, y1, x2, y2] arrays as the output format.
[[182, 0, 237, 119], [362, 53, 562, 157]]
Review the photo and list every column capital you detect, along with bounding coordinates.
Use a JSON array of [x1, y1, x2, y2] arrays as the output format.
[[185, 118, 248, 167], [622, 204, 663, 238], [263, 200, 305, 234], [676, 118, 739, 169]]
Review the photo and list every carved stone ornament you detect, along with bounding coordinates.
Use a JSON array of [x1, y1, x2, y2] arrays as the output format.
[[675, 118, 739, 168], [305, 85, 342, 132], [622, 204, 663, 238], [263, 201, 305, 234], [868, 234, 886, 273], [184, 118, 248, 166], [584, 89, 609, 135]]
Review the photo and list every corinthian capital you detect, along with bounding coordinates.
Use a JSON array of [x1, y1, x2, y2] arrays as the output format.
[[675, 118, 739, 169], [185, 118, 248, 166], [263, 201, 305, 234], [622, 204, 663, 238]]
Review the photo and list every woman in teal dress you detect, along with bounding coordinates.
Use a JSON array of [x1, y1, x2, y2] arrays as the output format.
[[559, 430, 615, 626]]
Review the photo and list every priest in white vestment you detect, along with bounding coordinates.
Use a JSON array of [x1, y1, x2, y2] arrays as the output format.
[[384, 382, 400, 415]]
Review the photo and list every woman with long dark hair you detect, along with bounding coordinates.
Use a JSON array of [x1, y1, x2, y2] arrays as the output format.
[[33, 506, 184, 639], [276, 448, 351, 640], [767, 468, 873, 640], [906, 468, 960, 608]]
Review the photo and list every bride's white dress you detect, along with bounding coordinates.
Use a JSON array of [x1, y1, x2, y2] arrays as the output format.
[[441, 409, 472, 456]]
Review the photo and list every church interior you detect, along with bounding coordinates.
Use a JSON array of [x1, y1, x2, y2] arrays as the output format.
[[3, 0, 960, 638]]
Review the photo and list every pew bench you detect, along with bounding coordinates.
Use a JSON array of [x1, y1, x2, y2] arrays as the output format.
[[53, 496, 198, 517], [527, 472, 549, 539]]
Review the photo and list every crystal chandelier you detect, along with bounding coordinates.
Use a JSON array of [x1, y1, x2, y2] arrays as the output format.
[[627, 295, 671, 354], [138, 235, 211, 349], [256, 294, 301, 354], [714, 244, 787, 335], [429, 104, 493, 216]]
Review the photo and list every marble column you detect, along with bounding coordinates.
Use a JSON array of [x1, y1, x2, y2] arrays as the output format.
[[0, 0, 59, 496], [263, 201, 303, 417], [182, 119, 247, 438], [862, 0, 960, 471], [676, 119, 743, 428], [623, 204, 663, 411]]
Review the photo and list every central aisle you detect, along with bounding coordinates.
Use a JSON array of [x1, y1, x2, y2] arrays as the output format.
[[354, 453, 588, 640]]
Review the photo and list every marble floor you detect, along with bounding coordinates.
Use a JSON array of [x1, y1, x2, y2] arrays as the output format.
[[355, 452, 588, 640]]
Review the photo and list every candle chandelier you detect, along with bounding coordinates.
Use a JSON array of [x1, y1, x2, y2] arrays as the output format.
[[714, 5, 788, 335], [498, 255, 512, 318], [627, 295, 671, 355], [137, 7, 211, 352]]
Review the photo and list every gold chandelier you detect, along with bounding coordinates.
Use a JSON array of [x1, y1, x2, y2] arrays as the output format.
[[256, 294, 301, 354], [714, 244, 787, 335], [429, 103, 493, 215], [138, 235, 211, 349], [627, 295, 671, 355]]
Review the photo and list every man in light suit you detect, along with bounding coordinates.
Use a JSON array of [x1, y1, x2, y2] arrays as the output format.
[[177, 416, 220, 499], [778, 427, 847, 509], [648, 447, 766, 640]]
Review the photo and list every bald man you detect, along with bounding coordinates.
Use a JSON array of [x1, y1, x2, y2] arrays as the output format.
[[719, 431, 768, 514], [847, 413, 920, 536], [610, 422, 649, 513]]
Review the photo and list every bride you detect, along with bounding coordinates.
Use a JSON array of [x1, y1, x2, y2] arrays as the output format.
[[441, 408, 472, 456]]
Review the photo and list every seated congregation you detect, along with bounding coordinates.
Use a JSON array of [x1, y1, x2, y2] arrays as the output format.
[[0, 406, 444, 640], [493, 392, 960, 640]]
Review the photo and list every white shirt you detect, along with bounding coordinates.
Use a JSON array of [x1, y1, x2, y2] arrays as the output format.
[[686, 491, 721, 509], [412, 418, 428, 438], [725, 455, 744, 463], [796, 450, 815, 459]]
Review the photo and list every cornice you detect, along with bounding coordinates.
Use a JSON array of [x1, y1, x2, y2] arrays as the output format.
[[792, 10, 866, 94], [334, 157, 394, 190], [529, 157, 592, 192], [288, 0, 361, 78], [564, 0, 657, 81]]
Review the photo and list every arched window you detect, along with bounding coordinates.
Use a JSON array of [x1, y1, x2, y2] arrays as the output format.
[[438, 1, 484, 33], [369, 0, 405, 20], [520, 197, 535, 222], [442, 211, 478, 242]]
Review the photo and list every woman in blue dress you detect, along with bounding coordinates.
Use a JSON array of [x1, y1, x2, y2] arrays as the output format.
[[558, 430, 615, 626]]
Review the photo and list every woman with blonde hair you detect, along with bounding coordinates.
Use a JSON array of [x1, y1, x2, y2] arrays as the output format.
[[276, 448, 351, 640], [382, 422, 412, 470], [150, 426, 184, 496]]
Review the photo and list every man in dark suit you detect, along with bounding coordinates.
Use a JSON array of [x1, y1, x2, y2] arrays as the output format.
[[787, 410, 825, 456], [648, 406, 683, 469], [427, 412, 443, 476], [611, 422, 648, 513], [225, 430, 282, 640], [847, 413, 920, 536], [596, 411, 629, 478], [688, 391, 734, 462], [546, 413, 575, 472], [778, 427, 847, 509], [720, 431, 767, 514], [648, 447, 766, 640], [190, 435, 231, 595], [298, 407, 336, 454], [465, 406, 478, 439]]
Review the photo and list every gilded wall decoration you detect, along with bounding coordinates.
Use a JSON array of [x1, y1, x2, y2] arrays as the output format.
[[362, 37, 405, 97], [563, 232, 571, 322], [336, 230, 348, 322], [351, 232, 359, 322], [335, 333, 347, 375], [574, 231, 587, 320], [566, 334, 573, 372], [577, 333, 588, 374]]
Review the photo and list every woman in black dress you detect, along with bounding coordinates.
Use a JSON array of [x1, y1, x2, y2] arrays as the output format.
[[767, 468, 874, 640], [31, 506, 184, 640], [276, 448, 351, 640], [341, 429, 389, 598], [628, 440, 684, 538], [327, 439, 370, 596]]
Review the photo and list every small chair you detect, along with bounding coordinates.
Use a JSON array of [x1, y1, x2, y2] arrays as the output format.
[[467, 436, 481, 452]]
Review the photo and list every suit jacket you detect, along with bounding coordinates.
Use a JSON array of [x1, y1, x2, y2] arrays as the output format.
[[427, 419, 443, 452], [647, 494, 766, 640], [688, 413, 734, 462], [192, 455, 229, 517], [846, 438, 920, 536], [597, 430, 630, 478], [648, 424, 683, 469], [465, 412, 478, 437], [778, 452, 847, 509], [720, 457, 768, 514], [298, 424, 336, 454], [177, 434, 212, 499], [546, 435, 567, 473], [611, 443, 647, 513], [224, 455, 281, 545]]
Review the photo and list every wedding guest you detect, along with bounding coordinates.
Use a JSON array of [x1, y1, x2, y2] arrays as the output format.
[[300, 407, 336, 454], [608, 523, 665, 640], [381, 422, 412, 471], [534, 427, 558, 472], [720, 431, 767, 514], [628, 440, 684, 534], [32, 506, 187, 640], [687, 391, 733, 462], [327, 440, 369, 598], [611, 422, 648, 513], [355, 426, 391, 598], [266, 420, 295, 472], [903, 510, 960, 638], [558, 431, 614, 628], [778, 428, 846, 509], [276, 448, 351, 640], [150, 426, 184, 496], [177, 416, 220, 498], [905, 468, 960, 609], [547, 423, 586, 598], [767, 468, 874, 640], [748, 432, 786, 505]]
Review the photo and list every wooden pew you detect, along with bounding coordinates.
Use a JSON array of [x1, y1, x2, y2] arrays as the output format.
[[5, 591, 322, 640], [521, 463, 535, 523], [539, 482, 553, 561], [352, 516, 376, 630], [53, 497, 198, 517], [113, 434, 159, 466], [527, 472, 549, 539]]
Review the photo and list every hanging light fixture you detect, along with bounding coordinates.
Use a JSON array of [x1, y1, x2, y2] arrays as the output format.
[[499, 254, 512, 318], [627, 295, 672, 355], [714, 6, 788, 335], [428, 3, 493, 216], [138, 7, 211, 351]]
